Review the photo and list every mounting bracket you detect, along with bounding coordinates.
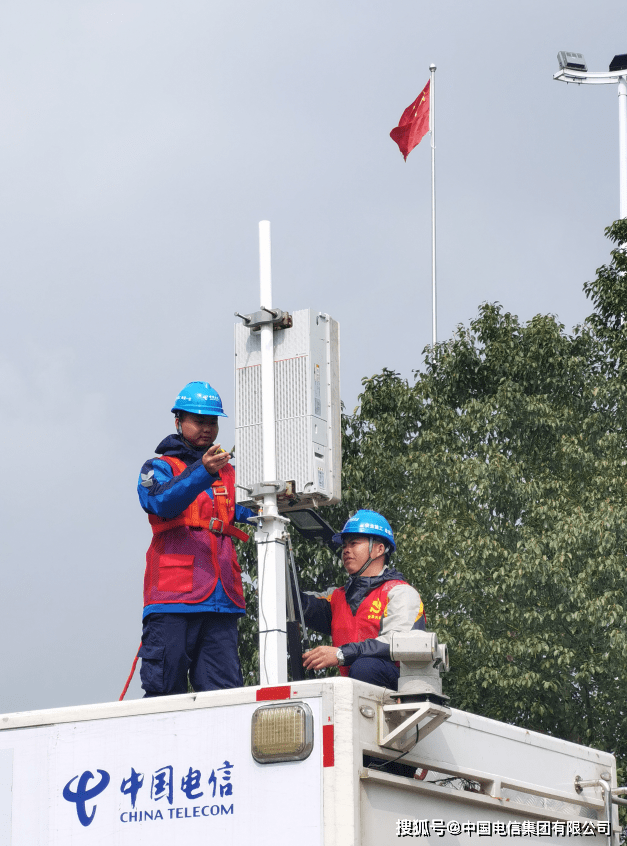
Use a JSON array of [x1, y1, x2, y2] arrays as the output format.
[[378, 700, 451, 753], [234, 307, 292, 332]]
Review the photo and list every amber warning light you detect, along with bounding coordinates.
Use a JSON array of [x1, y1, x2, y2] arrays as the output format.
[[251, 703, 314, 764]]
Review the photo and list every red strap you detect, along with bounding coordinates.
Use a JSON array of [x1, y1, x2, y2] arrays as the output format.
[[219, 522, 250, 543], [163, 456, 187, 473], [119, 641, 142, 701], [151, 517, 249, 542], [212, 482, 230, 522]]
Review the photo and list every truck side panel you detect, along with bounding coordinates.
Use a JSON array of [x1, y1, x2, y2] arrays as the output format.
[[1, 699, 323, 845]]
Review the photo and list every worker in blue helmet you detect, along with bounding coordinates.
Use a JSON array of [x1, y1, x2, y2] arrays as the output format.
[[136, 381, 255, 696], [300, 509, 426, 690]]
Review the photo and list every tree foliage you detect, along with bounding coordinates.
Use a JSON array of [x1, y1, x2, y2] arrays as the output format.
[[238, 219, 627, 776]]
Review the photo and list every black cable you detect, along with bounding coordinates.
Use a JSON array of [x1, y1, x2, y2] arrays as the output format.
[[366, 728, 420, 771]]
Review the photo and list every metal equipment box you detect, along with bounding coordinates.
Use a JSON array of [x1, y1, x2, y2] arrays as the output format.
[[609, 54, 627, 73], [557, 51, 587, 72], [234, 309, 341, 511]]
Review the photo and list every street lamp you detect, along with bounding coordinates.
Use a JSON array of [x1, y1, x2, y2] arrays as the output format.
[[554, 52, 627, 219]]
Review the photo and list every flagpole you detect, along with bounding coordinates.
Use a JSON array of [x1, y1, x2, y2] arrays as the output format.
[[430, 63, 437, 347]]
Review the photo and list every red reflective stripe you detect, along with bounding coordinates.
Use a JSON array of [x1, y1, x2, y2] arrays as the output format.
[[256, 686, 291, 701], [323, 724, 334, 767], [190, 497, 201, 526]]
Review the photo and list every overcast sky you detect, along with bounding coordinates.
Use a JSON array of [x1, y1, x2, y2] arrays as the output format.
[[0, 0, 624, 714]]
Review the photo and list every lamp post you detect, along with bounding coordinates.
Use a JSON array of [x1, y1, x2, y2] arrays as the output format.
[[554, 53, 627, 219]]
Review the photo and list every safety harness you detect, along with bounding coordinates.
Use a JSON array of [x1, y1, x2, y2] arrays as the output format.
[[148, 456, 249, 543]]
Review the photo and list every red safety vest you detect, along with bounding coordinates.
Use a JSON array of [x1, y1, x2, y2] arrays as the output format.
[[331, 579, 410, 677], [144, 457, 248, 608]]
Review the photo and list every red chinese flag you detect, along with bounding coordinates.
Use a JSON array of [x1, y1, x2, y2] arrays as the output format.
[[390, 80, 430, 161]]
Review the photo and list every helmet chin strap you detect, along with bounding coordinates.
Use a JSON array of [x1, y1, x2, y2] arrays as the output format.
[[353, 537, 386, 578], [175, 416, 206, 453]]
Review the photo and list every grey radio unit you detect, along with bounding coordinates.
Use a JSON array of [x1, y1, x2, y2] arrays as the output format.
[[234, 308, 341, 512]]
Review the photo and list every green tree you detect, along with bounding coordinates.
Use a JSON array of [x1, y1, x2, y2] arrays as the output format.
[[336, 219, 627, 770], [238, 220, 627, 777], [584, 219, 627, 372]]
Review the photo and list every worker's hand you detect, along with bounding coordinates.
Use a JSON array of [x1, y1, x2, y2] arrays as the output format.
[[302, 646, 339, 671], [202, 443, 231, 476]]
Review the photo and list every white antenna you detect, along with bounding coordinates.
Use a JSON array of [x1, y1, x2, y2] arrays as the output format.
[[256, 221, 288, 685], [234, 222, 341, 685]]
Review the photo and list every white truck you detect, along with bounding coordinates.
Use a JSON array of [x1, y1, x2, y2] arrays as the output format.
[[2, 271, 622, 844], [0, 638, 622, 845]]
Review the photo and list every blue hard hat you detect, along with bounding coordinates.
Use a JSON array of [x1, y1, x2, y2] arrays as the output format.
[[332, 509, 396, 551], [171, 382, 227, 417]]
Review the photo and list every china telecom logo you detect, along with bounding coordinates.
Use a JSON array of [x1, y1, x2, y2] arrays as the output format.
[[63, 770, 110, 826], [62, 760, 235, 828]]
